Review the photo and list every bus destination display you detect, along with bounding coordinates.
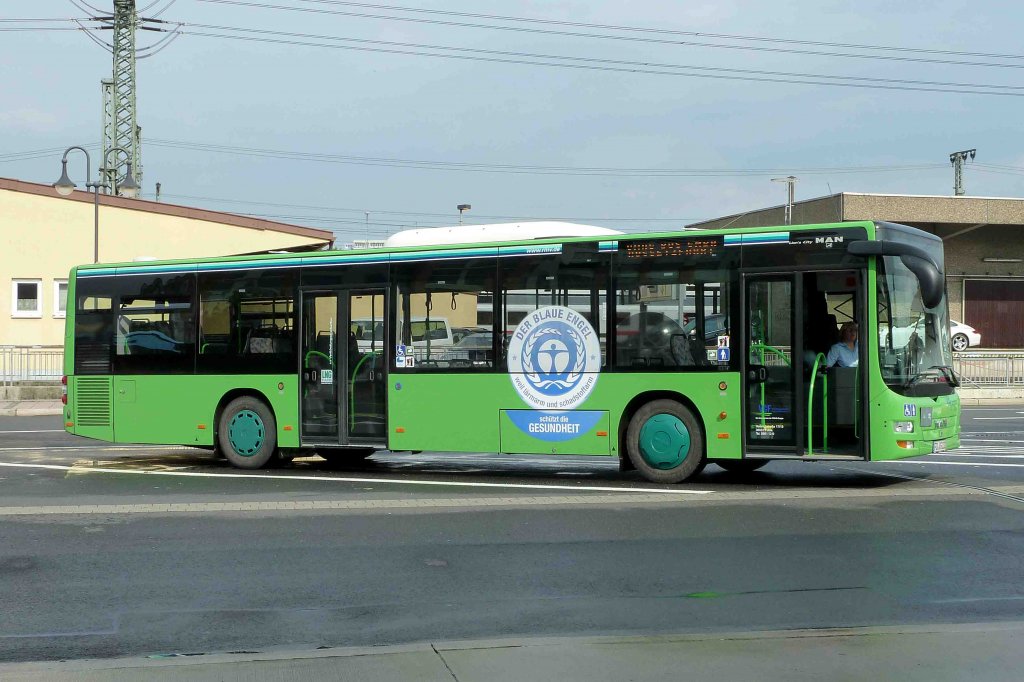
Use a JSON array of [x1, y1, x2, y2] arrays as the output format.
[[622, 237, 722, 260]]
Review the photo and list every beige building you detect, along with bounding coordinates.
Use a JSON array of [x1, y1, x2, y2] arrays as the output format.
[[690, 192, 1024, 348], [1, 176, 333, 348]]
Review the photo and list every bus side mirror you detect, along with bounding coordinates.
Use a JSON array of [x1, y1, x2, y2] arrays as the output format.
[[899, 254, 944, 309], [847, 240, 944, 309]]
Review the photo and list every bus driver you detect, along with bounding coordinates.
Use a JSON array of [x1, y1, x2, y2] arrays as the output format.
[[826, 322, 859, 368]]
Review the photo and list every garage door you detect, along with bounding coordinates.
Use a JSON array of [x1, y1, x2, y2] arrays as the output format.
[[964, 279, 1024, 348]]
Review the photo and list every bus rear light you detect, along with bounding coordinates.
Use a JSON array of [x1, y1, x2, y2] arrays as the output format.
[[61, 375, 67, 385], [65, 421, 74, 428], [61, 377, 68, 404], [61, 394, 67, 405], [896, 440, 916, 449], [893, 421, 914, 433]]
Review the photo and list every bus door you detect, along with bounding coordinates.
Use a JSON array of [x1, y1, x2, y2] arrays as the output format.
[[300, 288, 387, 446], [743, 275, 801, 453]]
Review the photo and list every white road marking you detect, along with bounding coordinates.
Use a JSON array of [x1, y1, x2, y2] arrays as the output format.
[[931, 454, 1024, 459], [886, 461, 1024, 468], [0, 445, 168, 452], [0, 494, 711, 516], [0, 429, 65, 434], [0, 461, 712, 495], [968, 417, 1024, 420], [961, 439, 1024, 444]]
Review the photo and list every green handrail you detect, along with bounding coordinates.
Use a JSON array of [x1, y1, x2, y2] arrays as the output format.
[[854, 365, 859, 438], [808, 353, 829, 455], [304, 350, 330, 368], [349, 351, 380, 431]]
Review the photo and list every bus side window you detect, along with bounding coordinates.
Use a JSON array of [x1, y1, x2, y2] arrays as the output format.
[[197, 269, 297, 374]]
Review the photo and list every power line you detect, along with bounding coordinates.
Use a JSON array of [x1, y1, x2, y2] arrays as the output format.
[[0, 143, 102, 163], [146, 137, 948, 177], [145, 191, 706, 223], [183, 22, 1024, 92], [0, 139, 951, 178], [197, 0, 1024, 71], [173, 27, 1024, 97]]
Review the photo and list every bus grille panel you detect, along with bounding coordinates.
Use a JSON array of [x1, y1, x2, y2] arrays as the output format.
[[76, 377, 112, 427]]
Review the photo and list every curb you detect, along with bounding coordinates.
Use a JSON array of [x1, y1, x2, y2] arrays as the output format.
[[1, 621, 1022, 676], [0, 405, 63, 417]]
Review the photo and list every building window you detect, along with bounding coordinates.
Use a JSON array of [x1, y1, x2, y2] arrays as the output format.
[[54, 280, 68, 318], [11, 279, 42, 318]]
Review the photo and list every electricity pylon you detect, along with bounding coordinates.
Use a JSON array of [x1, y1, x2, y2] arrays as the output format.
[[101, 0, 143, 194]]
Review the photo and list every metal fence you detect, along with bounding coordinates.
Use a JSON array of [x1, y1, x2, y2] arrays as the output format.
[[0, 346, 64, 385], [1, 343, 1022, 387], [952, 352, 1024, 387]]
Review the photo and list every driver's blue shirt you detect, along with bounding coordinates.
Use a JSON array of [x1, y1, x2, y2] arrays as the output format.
[[826, 341, 859, 368]]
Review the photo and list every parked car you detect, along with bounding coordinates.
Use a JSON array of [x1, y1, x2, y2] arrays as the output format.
[[881, 316, 981, 352], [442, 332, 494, 367], [682, 313, 729, 344], [452, 326, 489, 344], [949, 320, 981, 351], [351, 317, 455, 353]]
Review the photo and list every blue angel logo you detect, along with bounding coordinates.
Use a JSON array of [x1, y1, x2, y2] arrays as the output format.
[[522, 324, 586, 396]]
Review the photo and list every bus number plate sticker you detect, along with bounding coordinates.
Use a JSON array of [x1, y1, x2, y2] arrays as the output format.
[[932, 439, 947, 453], [320, 369, 334, 385], [903, 403, 917, 417]]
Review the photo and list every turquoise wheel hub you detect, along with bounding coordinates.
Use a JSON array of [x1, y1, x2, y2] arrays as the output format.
[[228, 409, 265, 457], [638, 413, 691, 470]]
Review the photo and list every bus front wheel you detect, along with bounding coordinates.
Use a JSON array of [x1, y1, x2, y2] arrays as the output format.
[[625, 400, 705, 484], [218, 396, 278, 469]]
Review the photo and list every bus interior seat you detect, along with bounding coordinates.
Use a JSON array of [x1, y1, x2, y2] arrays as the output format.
[[828, 366, 858, 426], [316, 332, 333, 356]]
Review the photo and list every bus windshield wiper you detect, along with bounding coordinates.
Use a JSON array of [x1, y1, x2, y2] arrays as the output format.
[[929, 364, 960, 387], [903, 364, 959, 389]]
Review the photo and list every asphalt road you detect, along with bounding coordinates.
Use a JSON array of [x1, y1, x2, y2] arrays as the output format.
[[0, 408, 1022, 665]]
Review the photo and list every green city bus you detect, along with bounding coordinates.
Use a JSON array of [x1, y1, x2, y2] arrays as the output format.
[[63, 220, 960, 483]]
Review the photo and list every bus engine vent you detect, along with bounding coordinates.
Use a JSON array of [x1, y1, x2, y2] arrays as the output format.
[[76, 377, 112, 427]]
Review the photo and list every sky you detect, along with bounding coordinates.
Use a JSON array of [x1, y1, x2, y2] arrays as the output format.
[[1, 0, 1022, 243]]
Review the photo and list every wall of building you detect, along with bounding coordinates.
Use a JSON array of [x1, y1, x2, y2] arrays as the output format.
[[1, 186, 329, 347]]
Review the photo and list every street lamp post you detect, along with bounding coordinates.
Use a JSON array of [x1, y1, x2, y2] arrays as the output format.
[[53, 145, 140, 264], [457, 204, 471, 225]]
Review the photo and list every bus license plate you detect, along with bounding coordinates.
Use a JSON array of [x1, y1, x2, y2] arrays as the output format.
[[932, 440, 947, 453]]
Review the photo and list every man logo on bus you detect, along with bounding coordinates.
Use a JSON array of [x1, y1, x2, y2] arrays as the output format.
[[508, 306, 601, 409]]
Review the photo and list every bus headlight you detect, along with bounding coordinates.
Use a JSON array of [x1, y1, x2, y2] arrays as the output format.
[[893, 421, 915, 433]]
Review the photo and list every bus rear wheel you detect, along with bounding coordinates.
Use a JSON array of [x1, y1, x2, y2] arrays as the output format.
[[625, 399, 705, 484], [714, 459, 768, 475], [218, 396, 278, 469]]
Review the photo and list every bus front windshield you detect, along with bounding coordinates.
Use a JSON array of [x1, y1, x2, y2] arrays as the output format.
[[876, 227, 955, 396]]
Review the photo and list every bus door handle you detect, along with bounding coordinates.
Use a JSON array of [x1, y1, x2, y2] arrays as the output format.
[[305, 369, 319, 385], [747, 365, 767, 383]]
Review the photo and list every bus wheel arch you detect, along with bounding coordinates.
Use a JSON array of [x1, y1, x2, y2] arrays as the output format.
[[215, 390, 278, 469], [620, 393, 707, 483]]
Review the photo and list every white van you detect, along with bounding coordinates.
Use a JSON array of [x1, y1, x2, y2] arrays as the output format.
[[351, 317, 454, 354]]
